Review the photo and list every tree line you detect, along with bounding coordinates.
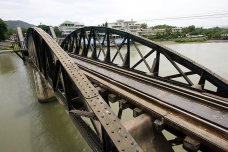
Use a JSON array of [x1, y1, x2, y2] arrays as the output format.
[[140, 23, 228, 41], [0, 18, 62, 41], [1, 18, 228, 41]]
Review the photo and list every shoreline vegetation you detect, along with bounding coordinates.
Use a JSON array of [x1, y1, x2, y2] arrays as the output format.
[[151, 37, 207, 43], [174, 37, 207, 42], [0, 42, 13, 50], [143, 24, 228, 43], [153, 39, 228, 44]]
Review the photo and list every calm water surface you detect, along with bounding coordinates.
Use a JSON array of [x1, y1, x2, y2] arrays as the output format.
[[0, 42, 227, 152]]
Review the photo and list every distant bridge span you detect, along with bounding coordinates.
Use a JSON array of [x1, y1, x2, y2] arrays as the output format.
[[12, 26, 228, 152]]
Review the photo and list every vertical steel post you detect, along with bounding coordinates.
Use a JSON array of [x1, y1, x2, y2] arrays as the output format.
[[104, 30, 110, 62]]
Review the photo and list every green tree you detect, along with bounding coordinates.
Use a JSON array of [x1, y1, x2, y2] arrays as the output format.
[[140, 23, 148, 29], [147, 34, 154, 40], [181, 27, 189, 34], [54, 26, 62, 37], [37, 24, 47, 28], [190, 30, 199, 35], [188, 25, 195, 32], [22, 28, 28, 37], [155, 32, 162, 39], [101, 22, 108, 27], [212, 32, 221, 39], [0, 18, 8, 41], [105, 22, 108, 27], [165, 26, 172, 35], [5, 28, 16, 39]]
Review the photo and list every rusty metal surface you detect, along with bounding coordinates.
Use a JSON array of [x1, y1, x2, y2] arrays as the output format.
[[69, 54, 228, 151], [60, 27, 228, 98], [27, 27, 142, 152], [25, 26, 228, 152], [70, 55, 228, 130]]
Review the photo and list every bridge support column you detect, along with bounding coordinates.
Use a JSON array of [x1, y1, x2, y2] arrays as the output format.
[[124, 114, 174, 152], [33, 69, 56, 103]]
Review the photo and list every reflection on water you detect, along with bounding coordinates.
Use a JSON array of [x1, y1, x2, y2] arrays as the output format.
[[0, 42, 227, 152]]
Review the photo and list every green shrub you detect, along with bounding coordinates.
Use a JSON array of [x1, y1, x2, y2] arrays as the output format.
[[175, 37, 207, 42]]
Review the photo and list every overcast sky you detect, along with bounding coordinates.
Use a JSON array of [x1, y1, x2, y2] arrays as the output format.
[[1, 0, 228, 28]]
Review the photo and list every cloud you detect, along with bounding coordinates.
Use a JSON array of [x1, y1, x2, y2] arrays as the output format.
[[1, 0, 228, 27]]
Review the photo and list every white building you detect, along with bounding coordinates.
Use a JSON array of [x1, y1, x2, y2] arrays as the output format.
[[172, 27, 182, 33], [59, 21, 84, 36], [108, 19, 140, 34]]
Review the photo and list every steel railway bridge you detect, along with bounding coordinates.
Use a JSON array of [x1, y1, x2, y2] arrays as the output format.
[[9, 26, 228, 152]]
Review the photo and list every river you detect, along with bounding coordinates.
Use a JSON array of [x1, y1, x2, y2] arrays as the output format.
[[0, 42, 227, 152]]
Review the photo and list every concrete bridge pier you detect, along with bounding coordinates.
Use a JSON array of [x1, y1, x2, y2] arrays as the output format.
[[33, 69, 56, 103], [124, 114, 174, 152]]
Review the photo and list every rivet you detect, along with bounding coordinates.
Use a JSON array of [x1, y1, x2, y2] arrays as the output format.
[[131, 142, 134, 145], [101, 116, 104, 118], [106, 123, 109, 125], [111, 131, 114, 133], [122, 149, 125, 151], [125, 135, 127, 138], [117, 140, 120, 142], [108, 112, 111, 115], [98, 110, 100, 112]]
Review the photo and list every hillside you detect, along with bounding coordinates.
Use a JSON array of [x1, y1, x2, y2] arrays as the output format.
[[4, 20, 35, 28]]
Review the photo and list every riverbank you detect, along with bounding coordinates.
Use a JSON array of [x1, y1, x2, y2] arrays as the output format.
[[155, 39, 228, 44], [0, 41, 13, 50]]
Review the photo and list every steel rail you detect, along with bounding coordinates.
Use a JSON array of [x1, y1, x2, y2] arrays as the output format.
[[68, 53, 228, 152], [69, 53, 228, 110], [69, 55, 228, 133]]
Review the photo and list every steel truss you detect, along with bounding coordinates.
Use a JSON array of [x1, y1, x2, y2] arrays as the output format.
[[58, 27, 228, 152], [27, 27, 142, 152], [25, 27, 228, 152], [60, 27, 228, 98]]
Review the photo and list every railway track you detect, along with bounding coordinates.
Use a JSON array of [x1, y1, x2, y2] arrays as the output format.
[[68, 53, 228, 151], [15, 26, 228, 151]]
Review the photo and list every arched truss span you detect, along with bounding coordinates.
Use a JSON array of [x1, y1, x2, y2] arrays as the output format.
[[27, 27, 143, 152], [27, 26, 228, 152], [61, 27, 228, 98]]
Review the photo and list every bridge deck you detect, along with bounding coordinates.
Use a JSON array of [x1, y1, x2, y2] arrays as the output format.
[[69, 54, 228, 151], [20, 26, 228, 151]]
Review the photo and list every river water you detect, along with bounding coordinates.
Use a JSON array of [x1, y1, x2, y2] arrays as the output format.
[[0, 42, 227, 152]]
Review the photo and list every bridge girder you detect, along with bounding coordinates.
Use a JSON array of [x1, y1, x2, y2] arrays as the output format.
[[25, 26, 228, 152], [60, 26, 228, 98]]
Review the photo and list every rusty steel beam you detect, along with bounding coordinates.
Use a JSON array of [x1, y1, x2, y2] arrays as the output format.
[[35, 26, 228, 151], [68, 53, 228, 152], [60, 27, 228, 98], [27, 27, 142, 152]]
